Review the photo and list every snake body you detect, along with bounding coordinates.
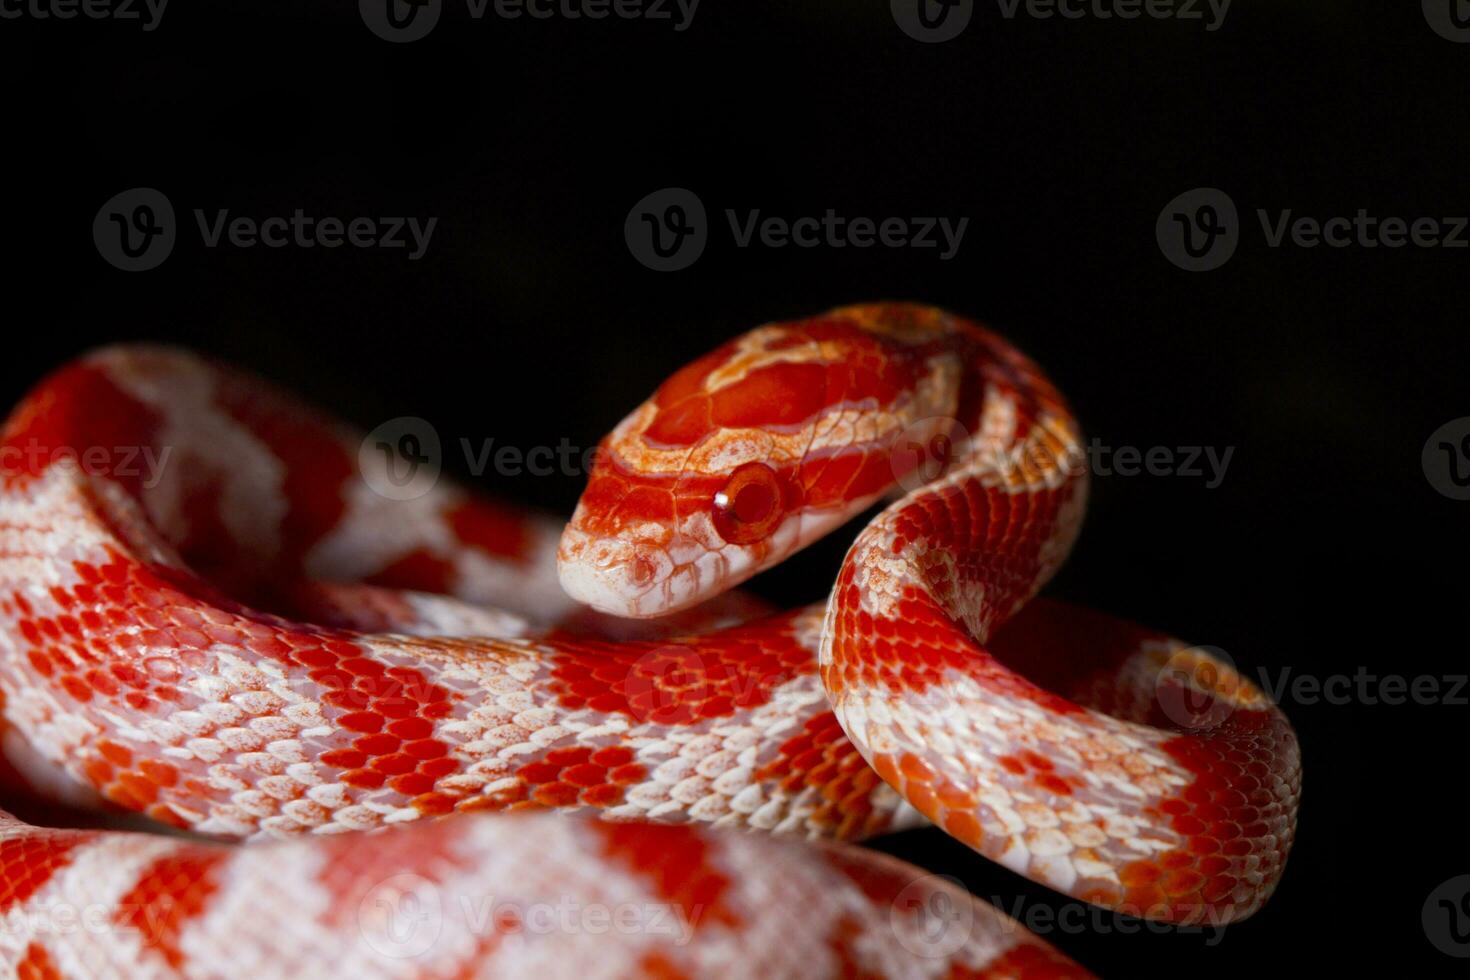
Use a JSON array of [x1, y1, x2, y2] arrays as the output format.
[[0, 304, 1299, 976]]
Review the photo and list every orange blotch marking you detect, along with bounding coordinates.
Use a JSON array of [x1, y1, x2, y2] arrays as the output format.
[[1119, 861, 1161, 888], [137, 759, 178, 788], [337, 711, 384, 734], [387, 717, 434, 739], [116, 851, 228, 969], [320, 748, 367, 769], [1163, 869, 1205, 898], [942, 810, 984, 847], [389, 773, 435, 796], [561, 763, 609, 789], [0, 835, 93, 911], [532, 783, 581, 807], [98, 740, 133, 767], [580, 783, 627, 807], [16, 942, 63, 980], [352, 733, 401, 756], [411, 792, 458, 816], [1035, 773, 1074, 797], [588, 823, 741, 931], [447, 499, 531, 561], [370, 754, 417, 776], [340, 768, 386, 789]]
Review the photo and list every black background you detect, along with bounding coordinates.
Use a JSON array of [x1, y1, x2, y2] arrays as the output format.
[[1, 2, 1465, 976]]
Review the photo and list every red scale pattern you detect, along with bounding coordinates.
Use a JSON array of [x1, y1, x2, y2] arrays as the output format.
[[0, 831, 93, 911], [822, 478, 1080, 708], [996, 600, 1300, 918], [5, 547, 467, 820], [114, 849, 229, 968], [507, 745, 647, 810], [821, 847, 1088, 980], [587, 820, 741, 931], [315, 815, 474, 929], [15, 943, 62, 980], [753, 711, 889, 840], [0, 310, 1294, 966], [548, 612, 813, 725]]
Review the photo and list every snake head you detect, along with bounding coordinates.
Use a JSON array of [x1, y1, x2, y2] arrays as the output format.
[[557, 306, 964, 618]]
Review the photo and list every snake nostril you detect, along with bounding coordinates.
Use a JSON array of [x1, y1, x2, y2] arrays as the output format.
[[629, 554, 657, 587]]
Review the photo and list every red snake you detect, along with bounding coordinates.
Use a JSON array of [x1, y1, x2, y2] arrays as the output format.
[[0, 303, 1299, 977]]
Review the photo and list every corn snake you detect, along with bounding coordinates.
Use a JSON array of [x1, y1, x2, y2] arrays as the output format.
[[0, 303, 1299, 976]]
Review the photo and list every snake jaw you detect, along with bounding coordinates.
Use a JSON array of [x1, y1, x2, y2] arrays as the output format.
[[555, 523, 669, 617]]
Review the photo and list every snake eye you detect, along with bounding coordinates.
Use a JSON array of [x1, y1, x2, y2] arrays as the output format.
[[713, 462, 786, 545]]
